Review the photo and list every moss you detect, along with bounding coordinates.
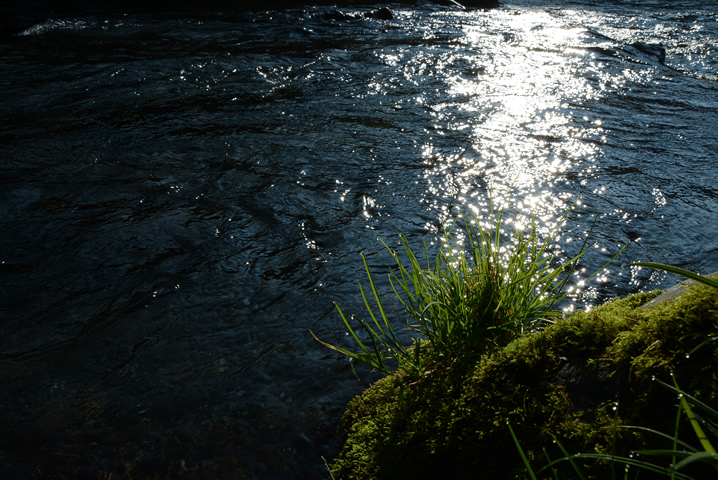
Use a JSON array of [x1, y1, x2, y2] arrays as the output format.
[[329, 287, 718, 479]]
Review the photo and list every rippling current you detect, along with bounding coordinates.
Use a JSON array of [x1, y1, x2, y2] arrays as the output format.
[[1, 1, 717, 477]]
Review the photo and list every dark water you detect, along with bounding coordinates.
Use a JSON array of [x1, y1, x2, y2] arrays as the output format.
[[1, 1, 716, 478]]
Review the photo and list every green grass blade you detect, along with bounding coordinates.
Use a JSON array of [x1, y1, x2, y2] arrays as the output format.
[[634, 449, 693, 458], [507, 420, 538, 480], [612, 403, 619, 480], [361, 254, 401, 346], [310, 329, 385, 376], [551, 437, 588, 480], [674, 451, 718, 470], [673, 377, 717, 455], [624, 262, 718, 290], [322, 456, 337, 480], [619, 426, 698, 452], [542, 447, 560, 480], [687, 336, 718, 357], [673, 385, 684, 479], [336, 302, 392, 374], [654, 378, 718, 423]]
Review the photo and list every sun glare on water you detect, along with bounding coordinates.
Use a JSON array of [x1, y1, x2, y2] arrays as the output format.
[[391, 8, 625, 307]]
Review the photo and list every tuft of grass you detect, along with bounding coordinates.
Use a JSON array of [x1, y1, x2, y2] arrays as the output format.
[[314, 194, 625, 380]]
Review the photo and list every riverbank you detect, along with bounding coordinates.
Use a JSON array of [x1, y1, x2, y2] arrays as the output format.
[[327, 280, 718, 479]]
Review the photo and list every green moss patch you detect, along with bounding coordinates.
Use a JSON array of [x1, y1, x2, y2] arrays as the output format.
[[329, 286, 718, 479]]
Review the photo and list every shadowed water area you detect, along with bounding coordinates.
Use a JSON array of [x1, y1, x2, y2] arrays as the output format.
[[0, 0, 716, 478]]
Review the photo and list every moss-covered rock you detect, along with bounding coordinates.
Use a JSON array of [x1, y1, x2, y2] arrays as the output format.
[[329, 286, 718, 479]]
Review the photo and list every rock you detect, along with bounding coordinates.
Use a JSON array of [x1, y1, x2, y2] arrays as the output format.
[[631, 42, 666, 64], [641, 271, 718, 308], [322, 10, 352, 21], [366, 7, 393, 20]]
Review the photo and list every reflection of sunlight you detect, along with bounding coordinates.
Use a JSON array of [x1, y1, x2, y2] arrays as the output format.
[[410, 9, 608, 232], [395, 8, 624, 309]]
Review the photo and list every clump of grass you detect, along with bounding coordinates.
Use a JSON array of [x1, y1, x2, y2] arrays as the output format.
[[314, 194, 624, 380]]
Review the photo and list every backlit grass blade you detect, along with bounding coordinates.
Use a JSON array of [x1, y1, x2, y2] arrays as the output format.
[[624, 262, 718, 290], [361, 254, 401, 349], [654, 377, 718, 453], [673, 377, 716, 455], [311, 304, 388, 375]]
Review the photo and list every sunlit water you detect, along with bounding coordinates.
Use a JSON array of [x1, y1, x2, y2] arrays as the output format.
[[1, 1, 716, 477]]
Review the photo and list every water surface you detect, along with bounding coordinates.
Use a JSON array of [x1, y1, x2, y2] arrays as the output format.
[[1, 1, 716, 477]]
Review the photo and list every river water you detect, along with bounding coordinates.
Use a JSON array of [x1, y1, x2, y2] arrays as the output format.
[[1, 1, 716, 478]]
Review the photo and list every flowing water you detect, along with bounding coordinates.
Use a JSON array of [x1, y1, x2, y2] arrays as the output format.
[[1, 0, 716, 477]]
